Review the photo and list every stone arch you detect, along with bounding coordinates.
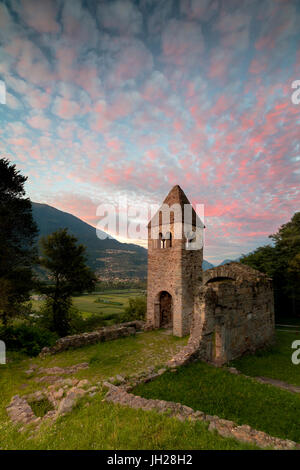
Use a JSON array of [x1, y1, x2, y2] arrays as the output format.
[[158, 291, 173, 328], [206, 276, 235, 285], [165, 231, 172, 248], [158, 232, 163, 248]]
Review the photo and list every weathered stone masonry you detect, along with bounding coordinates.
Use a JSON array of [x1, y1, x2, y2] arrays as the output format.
[[147, 185, 275, 364], [169, 263, 275, 366], [147, 185, 204, 337], [40, 321, 145, 356]]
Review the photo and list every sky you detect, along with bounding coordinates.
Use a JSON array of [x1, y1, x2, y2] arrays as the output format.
[[0, 0, 299, 265]]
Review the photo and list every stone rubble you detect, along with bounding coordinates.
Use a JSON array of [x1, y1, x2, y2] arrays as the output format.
[[6, 360, 103, 432], [103, 381, 299, 450], [6, 376, 103, 432], [36, 363, 89, 376]]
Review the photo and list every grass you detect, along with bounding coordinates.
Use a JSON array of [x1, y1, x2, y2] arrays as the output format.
[[0, 330, 257, 450], [0, 393, 258, 450], [29, 398, 54, 418], [133, 355, 300, 443], [231, 330, 300, 386], [1, 327, 299, 449]]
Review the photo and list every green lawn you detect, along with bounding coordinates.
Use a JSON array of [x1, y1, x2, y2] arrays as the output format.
[[133, 356, 300, 443], [231, 330, 300, 386], [0, 330, 257, 450]]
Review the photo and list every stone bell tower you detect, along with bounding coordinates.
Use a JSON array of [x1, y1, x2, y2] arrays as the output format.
[[146, 185, 204, 337]]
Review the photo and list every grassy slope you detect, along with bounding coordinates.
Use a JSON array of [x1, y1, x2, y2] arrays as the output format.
[[0, 330, 257, 450], [231, 331, 300, 386], [133, 344, 300, 443]]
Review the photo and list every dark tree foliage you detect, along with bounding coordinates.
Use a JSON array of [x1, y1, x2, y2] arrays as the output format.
[[240, 212, 300, 319], [38, 228, 97, 336], [0, 158, 38, 325], [120, 296, 146, 323]]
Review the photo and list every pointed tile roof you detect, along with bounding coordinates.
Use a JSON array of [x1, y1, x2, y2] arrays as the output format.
[[148, 185, 205, 228]]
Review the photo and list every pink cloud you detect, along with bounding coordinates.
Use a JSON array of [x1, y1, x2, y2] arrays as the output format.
[[6, 38, 54, 86], [20, 0, 59, 33], [162, 19, 204, 67], [107, 39, 153, 87], [27, 113, 51, 131], [97, 0, 142, 36], [52, 96, 83, 120]]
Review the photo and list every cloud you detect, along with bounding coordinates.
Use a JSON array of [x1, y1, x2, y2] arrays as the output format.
[[27, 112, 51, 130], [6, 38, 54, 85], [52, 96, 82, 120], [162, 19, 204, 67], [106, 38, 153, 87], [147, 0, 174, 37], [1, 0, 299, 263], [180, 0, 218, 22], [19, 0, 60, 33], [61, 0, 98, 46], [97, 0, 143, 36]]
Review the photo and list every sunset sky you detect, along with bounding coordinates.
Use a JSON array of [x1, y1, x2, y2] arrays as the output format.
[[0, 0, 299, 264]]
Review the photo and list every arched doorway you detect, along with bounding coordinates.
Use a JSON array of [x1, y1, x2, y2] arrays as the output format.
[[159, 291, 173, 328]]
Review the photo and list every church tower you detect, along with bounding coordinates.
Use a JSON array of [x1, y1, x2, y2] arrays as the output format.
[[146, 185, 204, 337]]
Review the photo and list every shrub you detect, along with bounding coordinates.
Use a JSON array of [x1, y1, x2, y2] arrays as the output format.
[[0, 324, 58, 356], [120, 296, 146, 322], [69, 312, 120, 333], [36, 299, 121, 335]]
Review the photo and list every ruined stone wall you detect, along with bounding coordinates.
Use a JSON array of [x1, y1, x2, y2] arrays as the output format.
[[40, 321, 145, 356], [180, 246, 203, 336], [168, 263, 275, 366], [208, 278, 274, 363]]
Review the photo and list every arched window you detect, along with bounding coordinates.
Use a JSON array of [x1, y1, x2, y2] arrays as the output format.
[[165, 231, 172, 248], [185, 230, 196, 249], [158, 232, 172, 249], [159, 232, 164, 249]]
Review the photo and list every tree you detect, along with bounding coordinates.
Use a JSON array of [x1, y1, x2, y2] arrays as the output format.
[[38, 229, 97, 336], [240, 212, 300, 318], [120, 296, 146, 322], [0, 158, 38, 325]]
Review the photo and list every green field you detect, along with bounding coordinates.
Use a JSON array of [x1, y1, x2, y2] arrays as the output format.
[[0, 330, 257, 450], [31, 289, 144, 320], [133, 331, 300, 444], [73, 290, 143, 318]]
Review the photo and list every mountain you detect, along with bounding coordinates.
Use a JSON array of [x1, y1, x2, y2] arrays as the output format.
[[218, 259, 234, 266], [218, 257, 241, 266], [202, 260, 214, 271], [32, 202, 216, 280], [32, 202, 147, 280]]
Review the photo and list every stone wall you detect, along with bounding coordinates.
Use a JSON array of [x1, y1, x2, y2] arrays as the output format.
[[168, 263, 275, 366], [103, 381, 298, 450], [147, 185, 203, 337], [40, 321, 145, 356]]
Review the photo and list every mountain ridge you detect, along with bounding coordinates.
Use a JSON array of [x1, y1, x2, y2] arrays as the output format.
[[31, 202, 235, 277], [32, 202, 147, 280]]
